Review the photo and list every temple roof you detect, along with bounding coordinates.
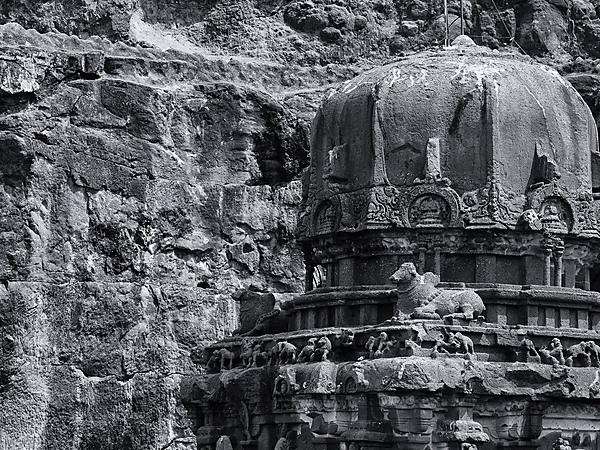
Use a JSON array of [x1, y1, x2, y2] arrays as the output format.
[[311, 42, 597, 194], [300, 39, 599, 238]]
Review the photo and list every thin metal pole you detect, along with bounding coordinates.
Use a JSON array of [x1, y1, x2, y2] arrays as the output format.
[[444, 0, 449, 45], [460, 0, 465, 35]]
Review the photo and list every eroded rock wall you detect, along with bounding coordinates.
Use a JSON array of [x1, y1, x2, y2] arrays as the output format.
[[0, 23, 320, 450], [0, 0, 599, 448]]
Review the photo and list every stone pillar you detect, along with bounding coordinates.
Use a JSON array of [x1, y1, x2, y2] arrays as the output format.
[[584, 266, 591, 290], [563, 259, 576, 288], [434, 247, 442, 276], [418, 246, 427, 273], [305, 263, 314, 292], [553, 246, 564, 287], [304, 245, 314, 291], [543, 247, 552, 286]]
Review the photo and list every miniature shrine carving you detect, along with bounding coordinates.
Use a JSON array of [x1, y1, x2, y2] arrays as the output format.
[[408, 194, 450, 227]]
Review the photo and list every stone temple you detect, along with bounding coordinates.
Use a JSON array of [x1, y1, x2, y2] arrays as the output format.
[[182, 38, 600, 450]]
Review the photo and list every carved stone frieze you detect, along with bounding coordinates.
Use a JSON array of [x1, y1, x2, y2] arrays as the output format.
[[443, 230, 542, 254], [461, 178, 525, 228], [432, 332, 475, 358], [434, 418, 490, 444], [302, 179, 600, 240], [302, 180, 465, 238], [366, 185, 406, 228]]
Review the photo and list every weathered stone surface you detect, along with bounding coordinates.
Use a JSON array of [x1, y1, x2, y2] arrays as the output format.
[[1, 0, 600, 447], [1, 280, 235, 449], [515, 0, 569, 56], [0, 21, 317, 450]]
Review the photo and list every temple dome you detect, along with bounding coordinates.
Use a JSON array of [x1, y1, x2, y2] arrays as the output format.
[[299, 41, 600, 289], [301, 42, 599, 238]]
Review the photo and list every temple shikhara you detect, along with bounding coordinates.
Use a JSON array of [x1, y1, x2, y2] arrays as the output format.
[[182, 37, 600, 450]]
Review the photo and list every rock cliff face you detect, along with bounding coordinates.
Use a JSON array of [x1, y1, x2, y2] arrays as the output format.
[[0, 0, 599, 449]]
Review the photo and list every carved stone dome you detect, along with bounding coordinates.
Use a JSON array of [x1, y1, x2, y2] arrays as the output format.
[[299, 41, 600, 289]]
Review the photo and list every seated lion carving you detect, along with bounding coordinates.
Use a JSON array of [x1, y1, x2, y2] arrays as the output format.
[[389, 262, 485, 321]]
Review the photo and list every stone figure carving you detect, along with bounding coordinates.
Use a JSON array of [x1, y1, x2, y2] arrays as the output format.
[[207, 348, 234, 372], [520, 338, 541, 363], [552, 438, 572, 450], [539, 198, 572, 234], [241, 338, 254, 368], [380, 335, 399, 358], [518, 209, 542, 231], [404, 337, 422, 354], [311, 336, 332, 362], [365, 335, 378, 359], [298, 338, 317, 362], [365, 332, 399, 359], [207, 350, 221, 372], [461, 445, 478, 450], [539, 338, 565, 365], [270, 341, 298, 365], [245, 343, 269, 367], [587, 341, 600, 367], [374, 332, 387, 359], [389, 262, 485, 321], [565, 341, 600, 367], [314, 200, 338, 234], [338, 329, 354, 345], [432, 331, 474, 356], [539, 348, 559, 365]]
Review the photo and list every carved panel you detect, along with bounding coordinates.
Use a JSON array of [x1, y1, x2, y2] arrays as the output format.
[[406, 181, 462, 228], [527, 182, 576, 234], [409, 194, 450, 227], [539, 197, 573, 234], [573, 189, 599, 237], [313, 198, 340, 235], [462, 179, 524, 228], [366, 185, 406, 227], [339, 190, 370, 231]]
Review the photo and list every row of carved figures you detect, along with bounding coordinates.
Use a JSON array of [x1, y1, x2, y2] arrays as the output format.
[[363, 331, 600, 368], [205, 331, 600, 372], [202, 430, 576, 450], [524, 337, 600, 367], [206, 336, 335, 372], [363, 330, 474, 359]]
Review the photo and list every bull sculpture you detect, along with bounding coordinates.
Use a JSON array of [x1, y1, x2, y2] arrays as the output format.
[[389, 262, 485, 321]]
